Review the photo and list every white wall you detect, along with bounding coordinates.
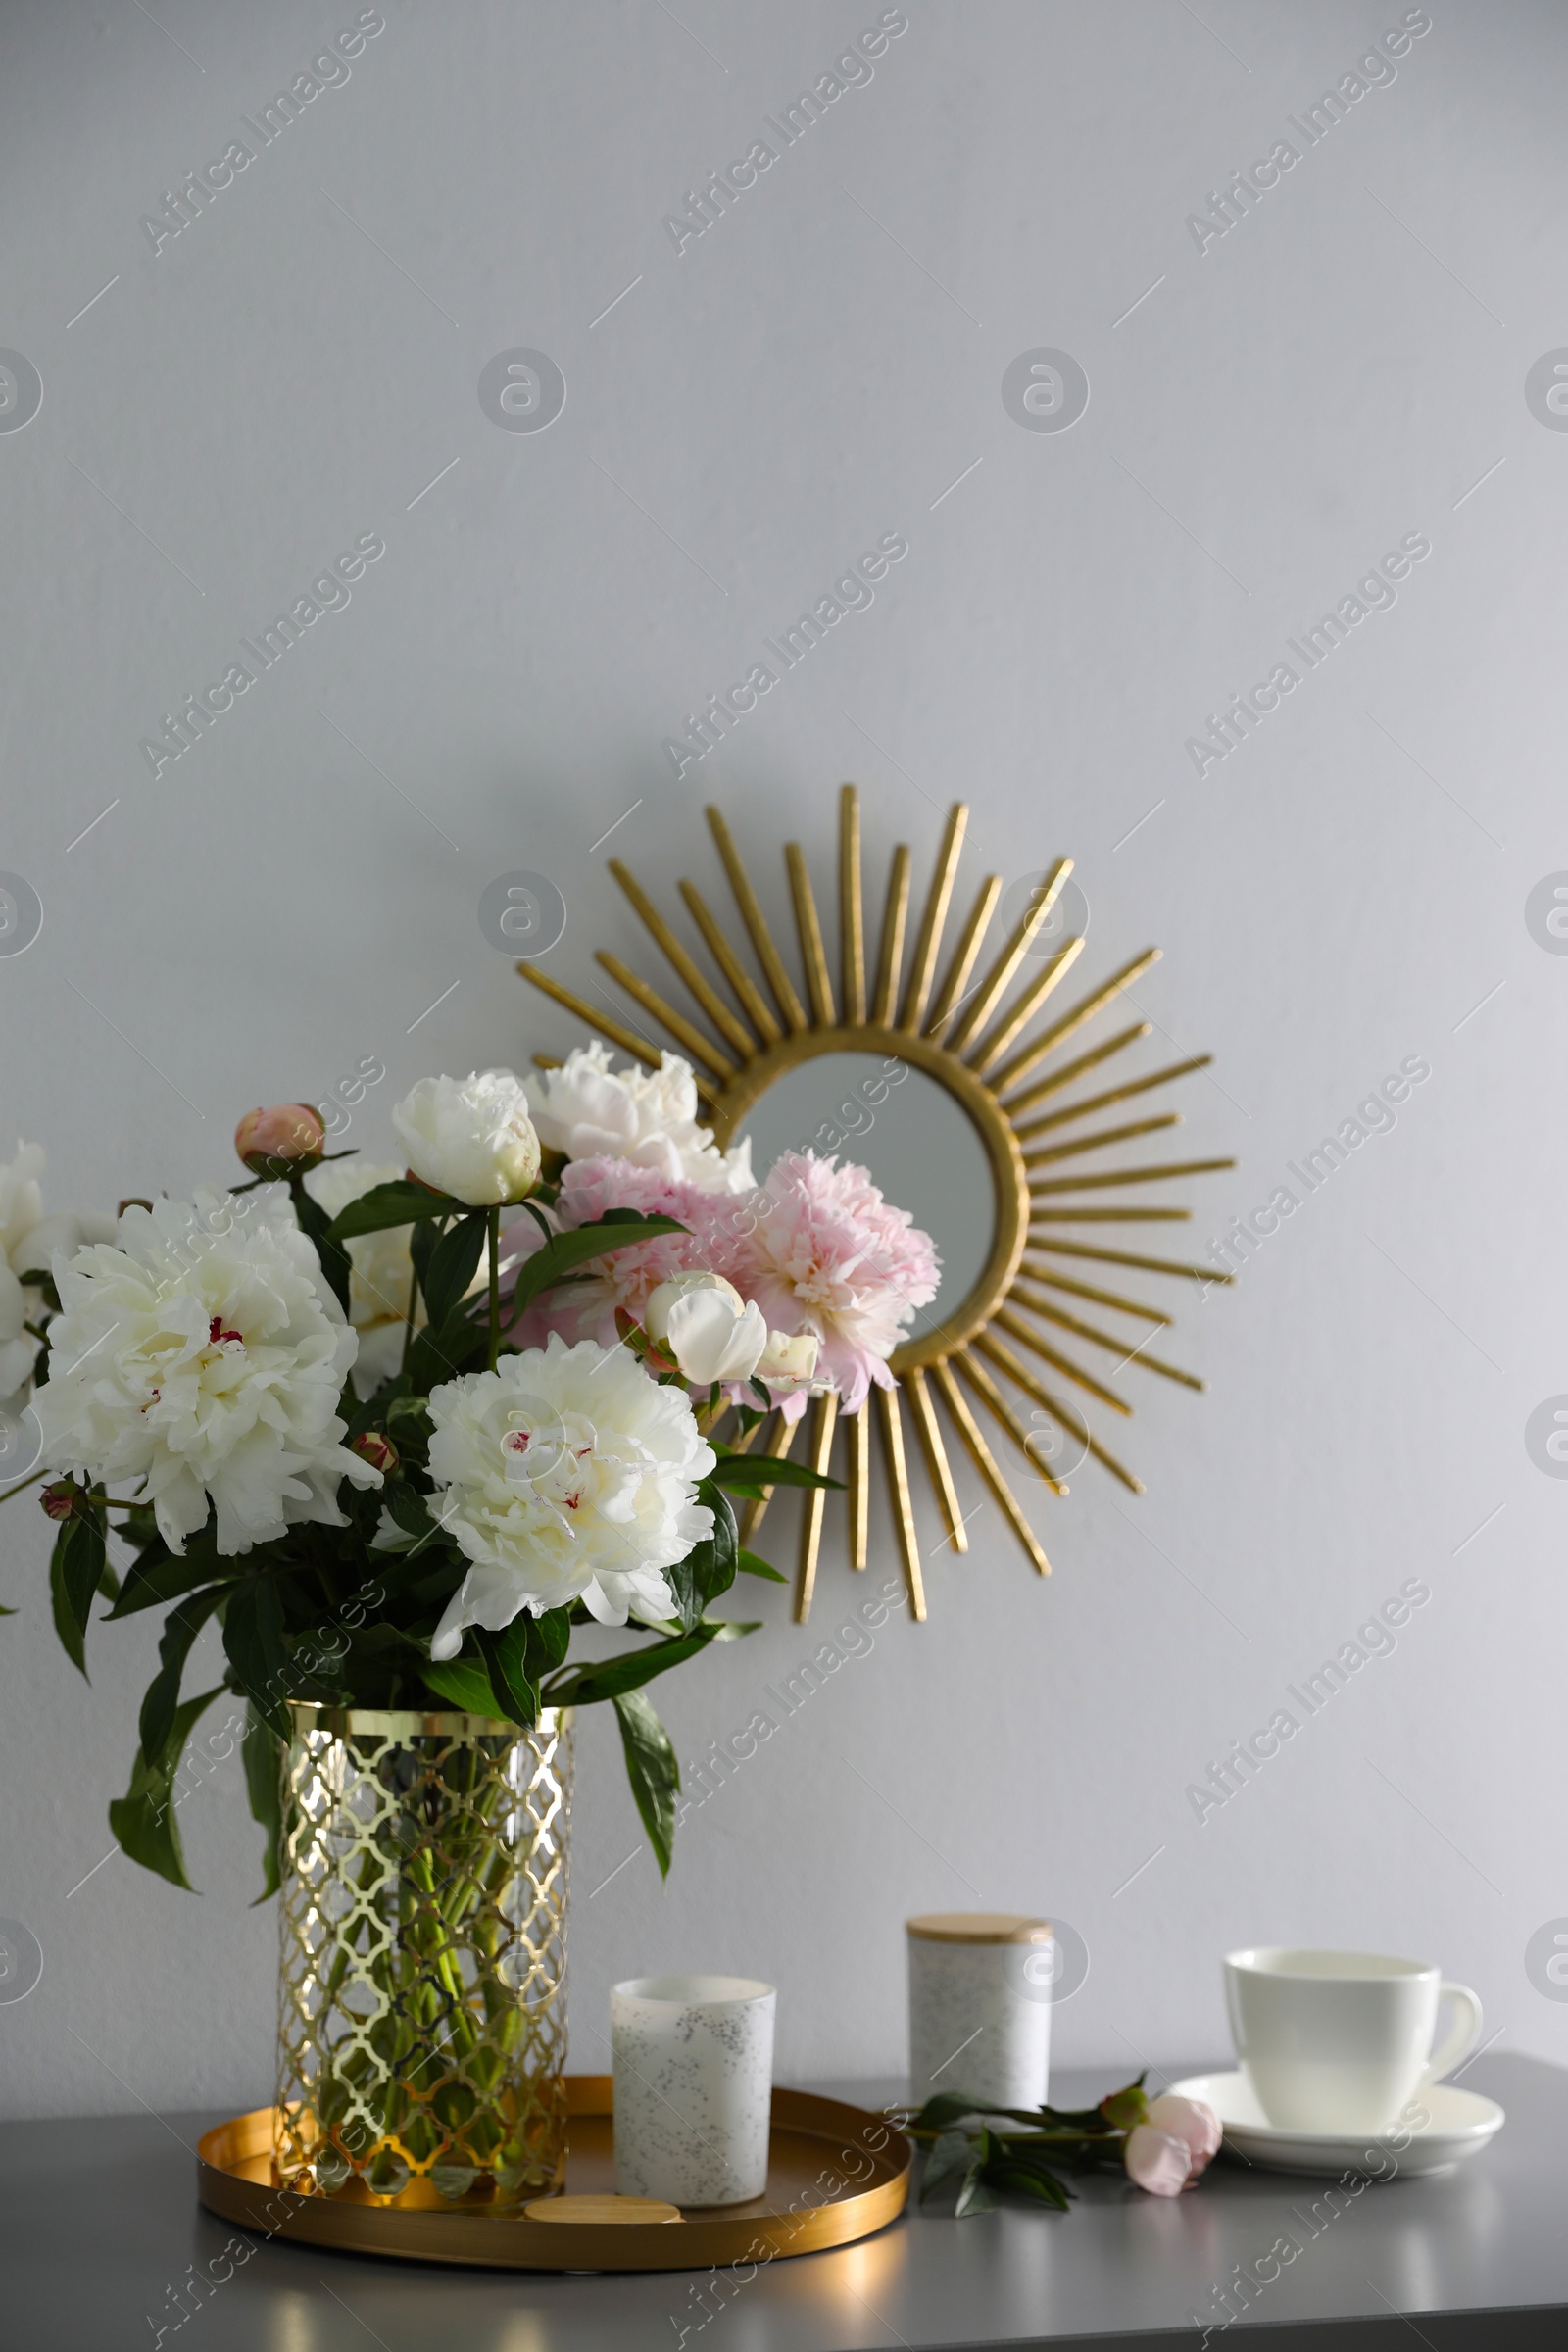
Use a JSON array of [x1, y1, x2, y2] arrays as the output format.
[[3, 0, 1565, 2121]]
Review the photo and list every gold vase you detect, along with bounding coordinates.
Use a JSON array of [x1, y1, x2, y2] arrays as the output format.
[[274, 1703, 572, 2209]]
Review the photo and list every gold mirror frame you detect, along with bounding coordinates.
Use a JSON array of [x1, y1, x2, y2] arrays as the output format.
[[519, 788, 1233, 1624]]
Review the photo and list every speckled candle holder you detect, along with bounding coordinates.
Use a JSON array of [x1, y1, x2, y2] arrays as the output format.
[[906, 1913, 1054, 2111], [611, 1975, 776, 2206]]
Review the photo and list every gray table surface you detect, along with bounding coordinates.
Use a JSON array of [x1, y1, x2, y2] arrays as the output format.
[[1, 2056, 1561, 2351]]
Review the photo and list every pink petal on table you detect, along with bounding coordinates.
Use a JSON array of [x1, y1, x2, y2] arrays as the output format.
[[1146, 2093, 1223, 2177], [1123, 2124, 1193, 2197]]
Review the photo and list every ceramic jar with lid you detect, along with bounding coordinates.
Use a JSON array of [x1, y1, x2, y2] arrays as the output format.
[[906, 1912, 1054, 2110]]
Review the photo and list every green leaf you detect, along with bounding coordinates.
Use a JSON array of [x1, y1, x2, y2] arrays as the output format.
[[526, 1607, 571, 1674], [663, 1555, 700, 1635], [108, 1685, 223, 1892], [666, 1491, 740, 1634], [613, 1690, 680, 1878], [222, 1575, 289, 1738], [383, 1483, 439, 1543], [109, 1544, 240, 1618], [406, 1305, 488, 1394], [706, 1451, 843, 1494], [328, 1180, 461, 1239], [955, 2155, 1001, 2218], [49, 1526, 87, 1677], [510, 1214, 685, 1320], [919, 2128, 979, 2202], [911, 2092, 995, 2137], [378, 1482, 465, 1565], [475, 1624, 539, 1729], [139, 1586, 228, 1766], [554, 1622, 724, 1708], [700, 1487, 738, 1609], [988, 2162, 1071, 2211], [419, 1655, 505, 1714], [60, 1509, 107, 1646], [736, 1548, 787, 1584], [419, 1209, 489, 1331], [911, 2107, 1071, 2144], [49, 1510, 107, 1678], [290, 1176, 352, 1315], [242, 1703, 284, 1902], [383, 1391, 431, 1439]]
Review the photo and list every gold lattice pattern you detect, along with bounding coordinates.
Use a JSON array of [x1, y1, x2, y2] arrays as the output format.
[[275, 1705, 572, 2209]]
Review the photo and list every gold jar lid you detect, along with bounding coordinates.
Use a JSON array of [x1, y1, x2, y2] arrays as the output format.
[[906, 1912, 1052, 1944]]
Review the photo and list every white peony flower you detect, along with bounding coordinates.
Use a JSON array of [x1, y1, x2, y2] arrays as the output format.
[[0, 1141, 45, 1266], [304, 1159, 419, 1390], [0, 1143, 117, 1403], [523, 1044, 753, 1194], [393, 1071, 541, 1206], [645, 1271, 767, 1386], [0, 1258, 33, 1396], [426, 1334, 714, 1650], [11, 1209, 118, 1279], [33, 1191, 381, 1555]]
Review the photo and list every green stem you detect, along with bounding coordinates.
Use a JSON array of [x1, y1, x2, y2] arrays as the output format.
[[400, 1262, 418, 1374], [486, 1206, 502, 1373], [0, 1467, 48, 1506]]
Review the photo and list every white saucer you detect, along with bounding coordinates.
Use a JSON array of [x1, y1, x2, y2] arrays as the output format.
[[1167, 2073, 1504, 2179]]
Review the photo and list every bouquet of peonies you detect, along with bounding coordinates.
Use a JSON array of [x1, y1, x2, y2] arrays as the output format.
[[0, 1045, 938, 1891]]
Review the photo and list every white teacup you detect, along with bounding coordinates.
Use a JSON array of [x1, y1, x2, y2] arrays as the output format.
[[1224, 1947, 1483, 2133]]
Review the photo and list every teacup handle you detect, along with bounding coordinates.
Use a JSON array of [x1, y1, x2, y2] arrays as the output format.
[[1421, 1981, 1483, 2088]]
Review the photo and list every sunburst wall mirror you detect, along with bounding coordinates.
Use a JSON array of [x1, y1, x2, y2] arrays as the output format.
[[519, 788, 1233, 1624]]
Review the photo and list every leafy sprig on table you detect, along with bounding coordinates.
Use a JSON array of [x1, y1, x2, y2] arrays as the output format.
[[910, 2079, 1151, 2215]]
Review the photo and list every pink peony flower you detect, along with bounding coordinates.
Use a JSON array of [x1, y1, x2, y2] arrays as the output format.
[[725, 1152, 939, 1415], [500, 1157, 729, 1348], [1144, 2093, 1222, 2180], [1122, 2125, 1194, 2197]]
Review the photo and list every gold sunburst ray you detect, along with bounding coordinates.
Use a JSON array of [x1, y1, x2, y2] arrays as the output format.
[[1016, 1261, 1173, 1325], [516, 786, 1229, 1619], [1021, 1113, 1183, 1169], [1013, 1053, 1213, 1140], [1006, 1283, 1203, 1392], [1031, 1236, 1236, 1284]]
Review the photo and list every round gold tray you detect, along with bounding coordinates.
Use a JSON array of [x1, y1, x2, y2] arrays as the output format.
[[196, 2077, 910, 2272]]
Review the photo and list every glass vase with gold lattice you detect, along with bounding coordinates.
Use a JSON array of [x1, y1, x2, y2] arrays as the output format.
[[274, 1703, 572, 2208]]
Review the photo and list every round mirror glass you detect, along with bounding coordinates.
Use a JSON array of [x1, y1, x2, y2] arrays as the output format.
[[734, 1052, 995, 1341]]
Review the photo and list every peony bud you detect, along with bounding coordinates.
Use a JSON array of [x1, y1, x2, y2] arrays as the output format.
[[392, 1072, 542, 1206], [40, 1479, 80, 1522], [235, 1103, 326, 1176], [644, 1272, 768, 1387], [755, 1329, 819, 1392], [1144, 2093, 1222, 2180], [350, 1431, 398, 1477], [1123, 2124, 1193, 2197], [1100, 2082, 1150, 2133]]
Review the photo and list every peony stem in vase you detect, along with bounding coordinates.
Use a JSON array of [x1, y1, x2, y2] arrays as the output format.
[[486, 1206, 502, 1372]]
